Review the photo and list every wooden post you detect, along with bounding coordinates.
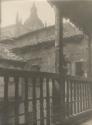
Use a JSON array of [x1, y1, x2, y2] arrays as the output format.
[[0, 0, 1, 39], [3, 76, 9, 125], [88, 35, 92, 77], [53, 6, 65, 125], [55, 7, 64, 74]]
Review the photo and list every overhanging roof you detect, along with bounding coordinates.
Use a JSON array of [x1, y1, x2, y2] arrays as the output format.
[[48, 0, 92, 35]]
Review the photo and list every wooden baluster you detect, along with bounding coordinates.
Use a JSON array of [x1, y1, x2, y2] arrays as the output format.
[[81, 81, 83, 112], [85, 81, 87, 110], [32, 78, 37, 125], [74, 80, 76, 114], [86, 82, 88, 109], [79, 81, 81, 113], [66, 78, 69, 117], [70, 79, 73, 116], [46, 78, 50, 125], [83, 82, 85, 111], [72, 81, 74, 115], [3, 76, 9, 125], [82, 80, 84, 111], [15, 77, 19, 125], [76, 80, 78, 113], [40, 77, 44, 125], [77, 80, 80, 113], [80, 81, 82, 112], [91, 81, 92, 108], [24, 78, 29, 125], [68, 79, 71, 116], [75, 80, 78, 114], [89, 81, 92, 108], [52, 79, 55, 122], [88, 81, 90, 109], [87, 81, 88, 109]]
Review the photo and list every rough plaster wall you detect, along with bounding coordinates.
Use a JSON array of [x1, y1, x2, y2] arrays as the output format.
[[17, 46, 55, 73], [15, 36, 90, 73], [12, 27, 54, 49], [63, 36, 89, 74], [64, 37, 88, 60]]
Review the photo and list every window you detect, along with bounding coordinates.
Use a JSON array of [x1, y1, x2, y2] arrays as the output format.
[[31, 65, 40, 71], [75, 61, 84, 76]]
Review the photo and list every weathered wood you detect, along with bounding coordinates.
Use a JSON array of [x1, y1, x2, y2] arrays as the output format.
[[80, 81, 82, 112], [74, 80, 77, 114], [14, 77, 19, 125], [88, 36, 92, 77], [3, 76, 9, 125], [66, 78, 69, 117], [55, 6, 66, 124], [46, 78, 50, 125], [40, 78, 44, 125], [70, 80, 73, 115], [77, 81, 80, 113], [0, 67, 58, 79], [32, 78, 37, 125], [24, 78, 29, 125], [0, 67, 92, 125]]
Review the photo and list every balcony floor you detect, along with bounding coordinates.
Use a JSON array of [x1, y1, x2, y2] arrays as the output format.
[[81, 120, 92, 125]]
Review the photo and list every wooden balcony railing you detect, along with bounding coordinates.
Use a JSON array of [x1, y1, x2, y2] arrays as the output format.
[[0, 68, 58, 125], [65, 76, 92, 118], [0, 68, 92, 125]]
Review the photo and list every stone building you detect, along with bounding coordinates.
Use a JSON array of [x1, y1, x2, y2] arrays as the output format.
[[0, 45, 26, 125], [1, 3, 44, 40], [0, 44, 25, 107], [0, 44, 25, 69], [1, 23, 89, 77], [24, 3, 44, 32], [0, 23, 89, 125], [0, 3, 89, 77], [0, 3, 91, 124]]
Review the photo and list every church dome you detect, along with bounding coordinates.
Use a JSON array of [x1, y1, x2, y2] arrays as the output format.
[[24, 3, 44, 31]]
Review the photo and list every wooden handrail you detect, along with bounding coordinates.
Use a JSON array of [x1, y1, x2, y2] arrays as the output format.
[[0, 67, 92, 125], [0, 67, 58, 79]]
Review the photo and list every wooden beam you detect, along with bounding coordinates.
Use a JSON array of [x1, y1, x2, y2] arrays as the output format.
[[53, 6, 65, 125], [88, 35, 92, 77]]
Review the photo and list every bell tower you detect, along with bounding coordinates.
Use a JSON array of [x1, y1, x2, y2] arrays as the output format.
[[24, 2, 44, 31], [15, 12, 22, 36]]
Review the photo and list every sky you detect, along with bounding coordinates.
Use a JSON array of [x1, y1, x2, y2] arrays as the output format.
[[1, 0, 55, 27]]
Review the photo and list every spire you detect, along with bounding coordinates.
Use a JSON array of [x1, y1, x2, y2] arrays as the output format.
[[44, 21, 47, 27], [31, 2, 37, 16], [16, 12, 20, 24], [24, 2, 44, 31], [16, 12, 22, 25], [15, 12, 22, 36]]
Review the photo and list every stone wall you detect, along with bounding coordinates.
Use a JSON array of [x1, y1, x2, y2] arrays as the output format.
[[1, 26, 89, 75], [13, 35, 89, 76], [16, 44, 56, 73]]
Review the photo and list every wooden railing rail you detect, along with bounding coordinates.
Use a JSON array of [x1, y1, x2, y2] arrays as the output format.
[[0, 68, 92, 125], [0, 68, 57, 125], [0, 67, 59, 79], [65, 76, 92, 118]]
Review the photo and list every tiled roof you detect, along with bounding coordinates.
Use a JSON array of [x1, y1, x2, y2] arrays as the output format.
[[0, 22, 83, 50], [0, 44, 24, 61]]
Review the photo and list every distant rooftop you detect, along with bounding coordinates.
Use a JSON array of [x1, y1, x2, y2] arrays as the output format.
[[0, 44, 24, 61], [0, 2, 44, 41]]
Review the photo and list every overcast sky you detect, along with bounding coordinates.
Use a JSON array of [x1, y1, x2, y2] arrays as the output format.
[[1, 0, 55, 27]]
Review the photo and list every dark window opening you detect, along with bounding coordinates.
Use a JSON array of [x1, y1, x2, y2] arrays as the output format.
[[75, 62, 84, 76], [31, 65, 40, 71]]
